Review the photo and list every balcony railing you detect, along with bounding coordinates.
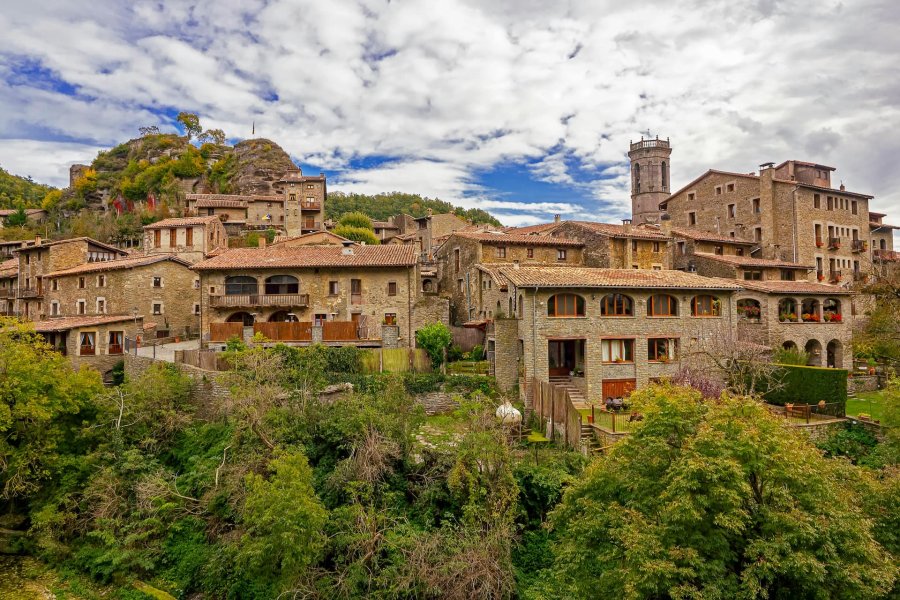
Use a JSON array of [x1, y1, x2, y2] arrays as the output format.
[[830, 270, 842, 283], [301, 221, 321, 231], [300, 200, 321, 210], [630, 138, 670, 151], [851, 239, 867, 253], [874, 249, 900, 262], [79, 345, 96, 356], [18, 288, 42, 298], [209, 293, 310, 308], [816, 270, 825, 282], [828, 237, 841, 250], [108, 344, 124, 355]]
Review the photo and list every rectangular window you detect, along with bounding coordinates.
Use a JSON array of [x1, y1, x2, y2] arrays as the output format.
[[678, 241, 685, 255], [653, 242, 661, 252], [77, 300, 86, 315], [384, 313, 397, 325], [648, 338, 678, 361], [780, 269, 796, 281], [688, 212, 697, 226], [527, 248, 534, 258], [152, 277, 162, 288], [50, 301, 59, 316], [728, 204, 736, 218], [454, 248, 460, 273], [497, 246, 507, 258], [601, 339, 634, 363], [51, 279, 58, 291], [688, 192, 696, 201], [752, 198, 761, 213], [108, 331, 124, 355], [351, 279, 362, 303], [387, 281, 397, 296], [814, 194, 821, 209], [185, 227, 193, 246], [743, 269, 763, 280], [314, 313, 327, 326], [79, 332, 95, 356], [97, 274, 106, 287], [152, 302, 162, 315], [193, 303, 201, 315], [648, 295, 676, 316], [328, 281, 339, 295], [714, 245, 724, 255], [97, 298, 105, 313], [715, 186, 722, 195], [726, 183, 735, 192], [169, 229, 177, 248], [827, 196, 833, 210], [557, 249, 567, 261], [457, 279, 463, 293], [631, 239, 638, 251], [852, 200, 858, 215], [78, 277, 85, 289], [754, 227, 763, 242]]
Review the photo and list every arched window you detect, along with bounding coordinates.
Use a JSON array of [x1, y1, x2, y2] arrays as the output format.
[[422, 279, 433, 292], [225, 276, 257, 295], [600, 293, 633, 316], [737, 298, 761, 322], [269, 311, 293, 322], [801, 299, 820, 322], [226, 311, 254, 326], [633, 163, 641, 193], [778, 298, 798, 322], [691, 295, 720, 317], [548, 293, 585, 317], [661, 161, 668, 189], [647, 294, 678, 317], [264, 275, 299, 295], [823, 298, 842, 322]]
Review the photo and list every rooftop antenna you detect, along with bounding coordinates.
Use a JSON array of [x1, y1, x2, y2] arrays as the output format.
[[252, 121, 255, 136]]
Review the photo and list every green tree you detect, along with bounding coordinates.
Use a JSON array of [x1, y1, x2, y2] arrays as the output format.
[[338, 211, 374, 230], [0, 318, 103, 499], [3, 206, 28, 227], [332, 225, 380, 245], [176, 112, 202, 141], [539, 384, 896, 599], [199, 128, 227, 145], [415, 323, 452, 369], [239, 450, 327, 577]]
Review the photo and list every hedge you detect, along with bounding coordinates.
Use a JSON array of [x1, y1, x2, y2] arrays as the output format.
[[757, 363, 848, 406]]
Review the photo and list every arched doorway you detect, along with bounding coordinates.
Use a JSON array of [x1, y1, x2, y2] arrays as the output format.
[[269, 311, 294, 322], [227, 312, 255, 326], [782, 340, 797, 351], [826, 339, 843, 369], [804, 339, 822, 366]]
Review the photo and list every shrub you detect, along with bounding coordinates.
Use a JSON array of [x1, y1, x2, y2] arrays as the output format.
[[448, 344, 464, 362], [332, 225, 380, 245], [758, 363, 848, 405], [416, 323, 452, 369], [470, 344, 484, 361], [772, 346, 809, 365], [337, 211, 374, 230]]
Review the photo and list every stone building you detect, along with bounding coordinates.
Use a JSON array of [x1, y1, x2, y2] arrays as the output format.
[[143, 216, 228, 264], [409, 212, 471, 258], [629, 136, 672, 225], [434, 230, 585, 324], [15, 236, 128, 321], [193, 244, 446, 349], [491, 266, 741, 397], [40, 254, 198, 338], [544, 221, 671, 269], [32, 314, 145, 380], [660, 161, 876, 284], [0, 208, 47, 227], [186, 167, 326, 237], [684, 253, 814, 283], [0, 240, 25, 260], [0, 258, 16, 316]]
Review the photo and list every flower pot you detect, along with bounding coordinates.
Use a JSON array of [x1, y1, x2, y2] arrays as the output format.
[[587, 415, 594, 424]]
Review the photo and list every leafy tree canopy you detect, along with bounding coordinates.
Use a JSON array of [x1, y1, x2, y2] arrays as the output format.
[[326, 191, 502, 226], [415, 323, 452, 368], [338, 211, 374, 230], [0, 165, 55, 209], [332, 224, 380, 245]]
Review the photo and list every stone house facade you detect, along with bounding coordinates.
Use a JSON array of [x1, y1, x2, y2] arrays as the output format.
[[143, 215, 227, 264], [0, 258, 17, 316], [40, 254, 198, 337], [660, 161, 875, 284], [546, 221, 671, 269], [15, 236, 128, 321], [33, 314, 145, 379], [434, 231, 585, 325], [686, 253, 814, 283], [192, 244, 445, 348], [492, 266, 741, 397]]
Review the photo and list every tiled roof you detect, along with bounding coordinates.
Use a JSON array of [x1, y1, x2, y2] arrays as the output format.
[[738, 280, 854, 295], [191, 198, 248, 209], [270, 231, 353, 246], [16, 237, 126, 255], [505, 222, 563, 235], [450, 231, 584, 247], [567, 221, 671, 240], [193, 244, 417, 270], [0, 208, 45, 217], [43, 254, 191, 278], [670, 227, 756, 245], [31, 314, 142, 332], [499, 266, 742, 290], [372, 220, 399, 229], [871, 221, 900, 229], [0, 258, 17, 278], [144, 216, 222, 229], [693, 252, 814, 269]]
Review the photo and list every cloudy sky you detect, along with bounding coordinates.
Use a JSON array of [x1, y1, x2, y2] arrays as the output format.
[[1, 0, 899, 227]]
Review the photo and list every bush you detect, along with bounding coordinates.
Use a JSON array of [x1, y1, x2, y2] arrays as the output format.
[[448, 344, 464, 362], [470, 344, 484, 361], [758, 363, 848, 405], [332, 225, 380, 245], [772, 347, 809, 365], [416, 323, 452, 369], [337, 211, 374, 230]]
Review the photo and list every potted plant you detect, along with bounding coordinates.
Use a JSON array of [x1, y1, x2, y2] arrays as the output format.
[[816, 239, 824, 248], [817, 273, 825, 281]]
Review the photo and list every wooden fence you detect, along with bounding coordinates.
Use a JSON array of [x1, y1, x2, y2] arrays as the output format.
[[530, 377, 583, 450], [323, 321, 359, 341], [253, 321, 313, 341], [450, 325, 484, 351], [358, 348, 432, 373], [210, 322, 243, 342]]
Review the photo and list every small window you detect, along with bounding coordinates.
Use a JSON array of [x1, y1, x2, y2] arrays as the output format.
[[752, 198, 761, 213], [152, 302, 163, 315], [715, 186, 722, 195], [547, 293, 585, 317], [497, 246, 507, 258], [193, 303, 201, 315], [314, 313, 327, 326], [454, 249, 460, 273], [387, 281, 398, 296], [737, 298, 761, 321], [726, 183, 735, 193], [557, 249, 567, 261], [457, 279, 463, 293], [78, 276, 85, 289], [754, 227, 763, 242], [851, 200, 858, 215], [780, 269, 796, 281], [814, 194, 821, 208], [50, 301, 59, 316], [714, 245, 724, 255], [97, 274, 106, 287], [648, 294, 678, 317], [51, 279, 59, 291], [601, 339, 634, 363], [384, 313, 397, 325], [688, 212, 697, 226], [329, 281, 339, 295], [648, 338, 678, 361], [77, 300, 86, 315], [193, 278, 200, 289], [527, 248, 534, 258], [743, 269, 762, 281], [79, 332, 96, 356], [600, 293, 633, 316], [631, 240, 638, 251], [677, 241, 685, 255], [209, 286, 216, 294], [653, 242, 661, 252], [688, 192, 696, 201], [97, 298, 106, 313], [185, 227, 193, 246], [691, 295, 720, 317], [152, 277, 162, 288], [728, 204, 736, 218]]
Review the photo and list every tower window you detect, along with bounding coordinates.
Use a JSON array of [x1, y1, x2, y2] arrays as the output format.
[[633, 163, 641, 193], [661, 161, 668, 189]]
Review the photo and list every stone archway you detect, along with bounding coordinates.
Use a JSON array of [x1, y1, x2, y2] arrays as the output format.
[[782, 340, 798, 351], [227, 311, 255, 326], [826, 339, 843, 369], [805, 339, 822, 366], [269, 311, 293, 322]]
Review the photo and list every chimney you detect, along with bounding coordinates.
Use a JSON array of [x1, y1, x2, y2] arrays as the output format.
[[341, 240, 355, 255], [840, 182, 846, 191], [258, 237, 266, 249], [659, 212, 672, 234], [621, 218, 632, 233], [554, 214, 561, 223], [34, 234, 42, 246]]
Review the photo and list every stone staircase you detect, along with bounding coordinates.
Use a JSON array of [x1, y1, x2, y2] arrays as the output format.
[[549, 376, 588, 408]]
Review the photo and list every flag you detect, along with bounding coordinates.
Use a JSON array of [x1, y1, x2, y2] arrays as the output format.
[[147, 191, 157, 211], [112, 194, 123, 215], [126, 198, 135, 212]]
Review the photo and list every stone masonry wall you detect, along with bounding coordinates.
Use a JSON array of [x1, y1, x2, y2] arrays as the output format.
[[493, 317, 520, 392]]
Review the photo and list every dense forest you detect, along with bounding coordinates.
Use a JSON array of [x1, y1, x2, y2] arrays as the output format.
[[1, 316, 899, 599], [0, 166, 54, 209], [326, 191, 502, 227]]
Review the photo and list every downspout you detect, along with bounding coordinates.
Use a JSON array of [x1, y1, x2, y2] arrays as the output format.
[[791, 185, 800, 262], [407, 266, 413, 346], [531, 285, 538, 383]]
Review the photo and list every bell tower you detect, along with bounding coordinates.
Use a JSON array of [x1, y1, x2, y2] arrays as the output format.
[[628, 135, 672, 225]]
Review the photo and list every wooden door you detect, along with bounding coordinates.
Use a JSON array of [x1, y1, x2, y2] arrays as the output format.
[[548, 340, 574, 376], [602, 379, 636, 399]]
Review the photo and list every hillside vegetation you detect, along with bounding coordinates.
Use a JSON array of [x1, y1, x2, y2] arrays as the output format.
[[0, 166, 55, 209], [327, 190, 502, 226]]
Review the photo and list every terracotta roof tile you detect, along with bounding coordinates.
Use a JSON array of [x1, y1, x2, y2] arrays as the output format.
[[16, 237, 127, 256], [450, 231, 584, 247], [670, 227, 756, 245], [193, 245, 417, 270], [693, 252, 814, 269], [191, 198, 248, 209], [144, 216, 223, 229], [499, 266, 742, 290], [43, 254, 191, 278], [568, 221, 671, 240], [31, 314, 142, 332], [505, 222, 564, 235], [738, 280, 854, 295]]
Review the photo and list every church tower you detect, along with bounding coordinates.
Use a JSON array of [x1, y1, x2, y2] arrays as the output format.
[[628, 136, 672, 225]]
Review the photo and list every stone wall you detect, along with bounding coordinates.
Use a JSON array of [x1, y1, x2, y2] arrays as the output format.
[[493, 318, 520, 392], [417, 391, 460, 415], [849, 375, 879, 393]]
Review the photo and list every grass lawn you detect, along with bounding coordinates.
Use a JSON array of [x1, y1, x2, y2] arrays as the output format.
[[847, 390, 890, 423], [578, 406, 641, 433]]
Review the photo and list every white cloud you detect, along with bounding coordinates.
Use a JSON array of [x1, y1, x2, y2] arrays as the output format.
[[0, 0, 898, 232], [0, 139, 105, 188]]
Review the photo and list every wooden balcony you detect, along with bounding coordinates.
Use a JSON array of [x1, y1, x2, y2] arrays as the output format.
[[851, 239, 867, 253], [79, 346, 96, 356], [828, 237, 841, 250], [18, 288, 42, 298], [209, 293, 310, 308], [300, 200, 321, 210], [108, 344, 124, 355]]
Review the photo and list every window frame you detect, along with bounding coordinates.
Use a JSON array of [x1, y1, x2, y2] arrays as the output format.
[[547, 293, 586, 318], [647, 294, 678, 317], [599, 293, 634, 317], [648, 337, 678, 362], [601, 338, 634, 363], [691, 294, 721, 317]]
